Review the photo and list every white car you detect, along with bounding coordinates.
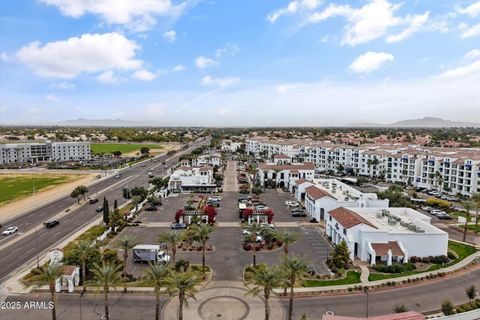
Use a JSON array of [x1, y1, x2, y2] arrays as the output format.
[[2, 226, 18, 235], [285, 200, 299, 207], [430, 209, 444, 216]]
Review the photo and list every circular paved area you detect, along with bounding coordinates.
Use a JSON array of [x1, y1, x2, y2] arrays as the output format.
[[162, 281, 285, 320]]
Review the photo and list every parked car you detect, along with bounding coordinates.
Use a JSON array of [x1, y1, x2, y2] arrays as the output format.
[[115, 174, 122, 179], [95, 206, 103, 212], [421, 206, 432, 212], [255, 205, 268, 211], [2, 226, 18, 235], [44, 220, 60, 228], [89, 198, 99, 204], [291, 209, 306, 217], [145, 206, 158, 211], [285, 200, 299, 207], [170, 222, 187, 230], [436, 212, 453, 220], [430, 209, 444, 215]]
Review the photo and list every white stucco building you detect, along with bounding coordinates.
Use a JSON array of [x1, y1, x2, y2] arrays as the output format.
[[325, 207, 448, 265], [293, 179, 389, 221], [0, 141, 90, 164], [257, 162, 315, 189], [168, 165, 216, 193]]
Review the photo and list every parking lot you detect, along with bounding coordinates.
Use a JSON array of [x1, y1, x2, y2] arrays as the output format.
[[114, 171, 332, 280]]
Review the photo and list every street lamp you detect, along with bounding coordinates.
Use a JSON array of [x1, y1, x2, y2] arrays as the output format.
[[364, 287, 369, 318]]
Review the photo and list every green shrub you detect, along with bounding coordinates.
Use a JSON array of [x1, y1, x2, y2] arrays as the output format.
[[373, 263, 416, 273]]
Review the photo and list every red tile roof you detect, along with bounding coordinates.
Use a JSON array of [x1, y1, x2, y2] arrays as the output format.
[[258, 162, 315, 171], [323, 311, 425, 320], [199, 165, 213, 171], [305, 185, 336, 200], [273, 154, 290, 158], [63, 265, 77, 275], [329, 207, 377, 229], [371, 241, 404, 256], [177, 166, 191, 171]]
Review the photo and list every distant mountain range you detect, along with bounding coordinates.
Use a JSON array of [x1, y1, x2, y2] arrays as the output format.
[[54, 118, 145, 127], [349, 117, 480, 128]]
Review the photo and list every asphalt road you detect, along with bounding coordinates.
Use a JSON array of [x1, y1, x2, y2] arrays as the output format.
[[0, 138, 209, 283]]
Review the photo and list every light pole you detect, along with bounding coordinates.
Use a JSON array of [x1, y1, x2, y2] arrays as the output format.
[[364, 287, 369, 318]]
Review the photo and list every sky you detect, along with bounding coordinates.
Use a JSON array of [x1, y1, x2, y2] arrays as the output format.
[[0, 0, 479, 126]]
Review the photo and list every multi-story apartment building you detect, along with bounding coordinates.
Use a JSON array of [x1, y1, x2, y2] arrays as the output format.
[[0, 141, 91, 164], [246, 137, 480, 197]]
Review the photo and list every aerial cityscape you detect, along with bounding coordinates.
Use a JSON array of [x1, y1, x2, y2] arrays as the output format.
[[1, 1, 480, 320]]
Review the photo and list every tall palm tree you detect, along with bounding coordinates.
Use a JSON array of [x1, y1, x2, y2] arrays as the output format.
[[115, 235, 139, 292], [75, 240, 95, 293], [276, 230, 300, 256], [246, 264, 284, 320], [471, 193, 480, 233], [92, 262, 122, 320], [190, 224, 215, 279], [282, 256, 309, 320], [244, 223, 262, 267], [158, 231, 185, 265], [144, 263, 170, 320], [462, 200, 474, 242], [165, 271, 199, 320], [39, 264, 64, 320]]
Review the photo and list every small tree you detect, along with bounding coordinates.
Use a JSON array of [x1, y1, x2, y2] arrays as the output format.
[[92, 262, 122, 320], [145, 263, 170, 320], [393, 304, 408, 313], [165, 271, 199, 320], [462, 200, 473, 242], [466, 285, 477, 303], [112, 150, 122, 157], [75, 240, 95, 292], [276, 230, 300, 256], [140, 146, 150, 156], [39, 264, 64, 320], [71, 185, 88, 204], [190, 224, 215, 279], [441, 299, 455, 316], [330, 240, 351, 271], [115, 236, 139, 292], [159, 231, 185, 265], [282, 256, 309, 320]]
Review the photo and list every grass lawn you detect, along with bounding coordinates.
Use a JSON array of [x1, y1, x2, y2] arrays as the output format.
[[91, 143, 162, 155], [368, 271, 418, 281], [302, 271, 361, 287], [448, 240, 477, 261], [0, 174, 76, 205]]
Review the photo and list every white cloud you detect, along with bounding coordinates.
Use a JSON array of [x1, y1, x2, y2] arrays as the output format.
[[163, 30, 176, 43], [306, 0, 428, 46], [215, 43, 239, 58], [465, 49, 480, 60], [267, 0, 321, 23], [438, 61, 480, 79], [16, 33, 142, 79], [52, 82, 75, 90], [201, 75, 239, 88], [173, 64, 186, 72], [195, 56, 218, 69], [386, 12, 429, 43], [45, 94, 60, 102], [349, 51, 394, 74], [40, 0, 185, 32], [460, 22, 480, 38], [132, 69, 157, 81], [276, 84, 296, 94], [457, 1, 480, 18], [97, 70, 119, 84]]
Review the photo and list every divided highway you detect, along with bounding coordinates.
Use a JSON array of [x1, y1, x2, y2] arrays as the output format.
[[0, 138, 209, 283]]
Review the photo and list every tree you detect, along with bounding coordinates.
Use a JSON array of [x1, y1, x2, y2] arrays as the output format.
[[246, 264, 284, 320], [244, 223, 263, 267], [130, 186, 148, 201], [122, 187, 131, 199], [102, 197, 110, 226], [92, 262, 122, 320], [462, 200, 474, 242], [276, 230, 300, 256], [115, 236, 139, 292], [158, 231, 185, 265], [471, 193, 480, 234], [466, 285, 476, 303], [441, 299, 455, 316], [393, 304, 408, 313], [282, 256, 309, 320], [39, 264, 64, 320], [190, 224, 215, 279], [112, 150, 122, 157], [140, 146, 150, 156], [165, 271, 199, 320], [71, 185, 88, 204], [150, 177, 168, 190], [329, 240, 351, 271], [75, 240, 95, 293], [144, 263, 170, 320], [113, 199, 118, 211]]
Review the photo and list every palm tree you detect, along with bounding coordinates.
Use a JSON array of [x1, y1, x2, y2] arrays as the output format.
[[158, 231, 185, 265], [39, 264, 64, 320], [144, 263, 170, 320], [190, 224, 215, 279], [165, 271, 199, 320], [246, 264, 284, 320], [282, 256, 309, 320], [462, 200, 474, 242], [244, 223, 263, 267], [434, 171, 443, 191], [115, 236, 139, 292], [276, 230, 300, 256], [92, 262, 122, 320], [75, 240, 94, 293], [471, 193, 480, 234]]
